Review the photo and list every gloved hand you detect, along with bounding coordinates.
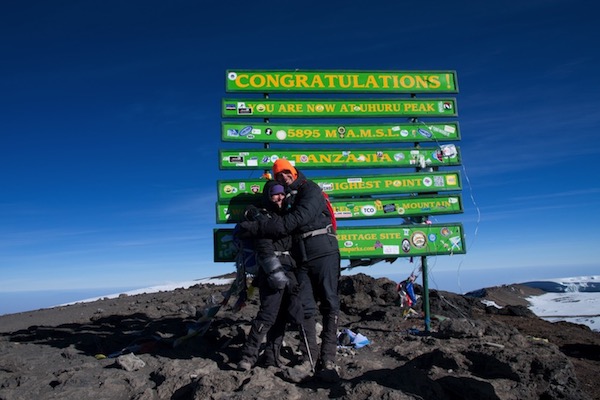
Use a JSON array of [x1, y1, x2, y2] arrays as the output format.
[[261, 255, 289, 290], [244, 205, 264, 221], [268, 269, 289, 290]]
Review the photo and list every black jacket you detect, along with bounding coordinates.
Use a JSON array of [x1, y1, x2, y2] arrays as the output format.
[[248, 180, 292, 260], [258, 170, 339, 263]]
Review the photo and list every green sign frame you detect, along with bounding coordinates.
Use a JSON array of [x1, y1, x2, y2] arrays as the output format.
[[226, 70, 459, 93], [222, 122, 460, 143], [217, 172, 461, 201], [220, 147, 461, 170], [214, 223, 466, 262], [223, 98, 457, 118], [216, 194, 463, 224]]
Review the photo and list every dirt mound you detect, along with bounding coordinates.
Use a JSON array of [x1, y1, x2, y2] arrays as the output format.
[[1, 273, 598, 399]]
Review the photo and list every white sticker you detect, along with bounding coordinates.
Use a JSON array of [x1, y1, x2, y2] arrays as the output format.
[[444, 125, 456, 133], [361, 205, 377, 216], [276, 130, 287, 140], [383, 245, 400, 255]]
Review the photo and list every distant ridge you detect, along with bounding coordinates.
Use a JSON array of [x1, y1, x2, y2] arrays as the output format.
[[521, 280, 600, 293]]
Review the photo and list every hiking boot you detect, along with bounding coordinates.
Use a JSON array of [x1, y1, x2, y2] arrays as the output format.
[[237, 359, 253, 371], [281, 360, 313, 383], [316, 360, 340, 383], [262, 342, 282, 368]]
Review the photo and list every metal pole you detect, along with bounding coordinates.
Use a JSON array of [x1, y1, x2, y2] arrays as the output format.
[[421, 255, 431, 332], [410, 108, 431, 333]]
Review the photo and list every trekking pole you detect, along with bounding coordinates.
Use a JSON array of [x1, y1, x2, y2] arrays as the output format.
[[299, 324, 315, 372]]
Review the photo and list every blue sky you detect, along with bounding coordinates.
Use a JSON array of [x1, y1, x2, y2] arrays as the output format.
[[1, 1, 598, 314]]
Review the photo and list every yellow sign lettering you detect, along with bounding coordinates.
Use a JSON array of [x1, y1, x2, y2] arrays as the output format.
[[230, 71, 455, 92], [278, 103, 303, 112]]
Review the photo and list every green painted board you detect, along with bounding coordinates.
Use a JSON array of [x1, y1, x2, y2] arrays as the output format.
[[213, 223, 466, 262], [225, 70, 459, 93], [220, 146, 460, 170], [223, 98, 457, 118], [217, 172, 461, 201], [216, 194, 463, 223], [222, 122, 460, 143]]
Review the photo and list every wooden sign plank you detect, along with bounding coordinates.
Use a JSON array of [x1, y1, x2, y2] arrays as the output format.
[[222, 122, 460, 143], [223, 98, 457, 118], [226, 70, 459, 93], [216, 194, 463, 223], [213, 223, 466, 262], [219, 146, 460, 170], [217, 172, 462, 201]]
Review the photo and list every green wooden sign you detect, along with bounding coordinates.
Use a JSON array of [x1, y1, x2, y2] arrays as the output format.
[[217, 172, 461, 201], [220, 146, 460, 170], [223, 98, 457, 118], [226, 70, 459, 93], [222, 122, 460, 143], [213, 223, 465, 262], [216, 194, 463, 223]]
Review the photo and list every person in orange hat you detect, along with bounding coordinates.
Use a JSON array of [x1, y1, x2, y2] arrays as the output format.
[[271, 158, 298, 185], [239, 158, 341, 383]]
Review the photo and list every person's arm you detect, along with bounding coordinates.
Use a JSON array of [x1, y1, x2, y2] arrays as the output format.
[[256, 184, 324, 236]]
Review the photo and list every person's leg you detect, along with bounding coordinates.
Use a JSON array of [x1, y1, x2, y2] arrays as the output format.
[[295, 266, 318, 366], [238, 285, 282, 370], [263, 326, 284, 366], [309, 252, 341, 382], [317, 253, 341, 364], [263, 302, 287, 367]]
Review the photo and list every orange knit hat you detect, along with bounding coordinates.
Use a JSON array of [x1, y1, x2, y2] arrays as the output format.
[[272, 158, 298, 179]]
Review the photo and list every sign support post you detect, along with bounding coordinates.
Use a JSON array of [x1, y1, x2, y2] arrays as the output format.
[[421, 255, 431, 332]]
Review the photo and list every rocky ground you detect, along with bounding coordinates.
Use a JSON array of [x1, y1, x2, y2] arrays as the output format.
[[0, 273, 598, 400]]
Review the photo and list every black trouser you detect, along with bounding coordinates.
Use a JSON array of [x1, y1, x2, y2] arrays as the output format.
[[241, 269, 305, 364], [296, 251, 341, 363]]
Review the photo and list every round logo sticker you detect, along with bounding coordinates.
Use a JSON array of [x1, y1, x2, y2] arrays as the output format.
[[411, 231, 427, 248], [276, 130, 287, 140], [224, 185, 236, 194], [239, 126, 253, 136], [402, 239, 411, 253], [360, 205, 377, 216]]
